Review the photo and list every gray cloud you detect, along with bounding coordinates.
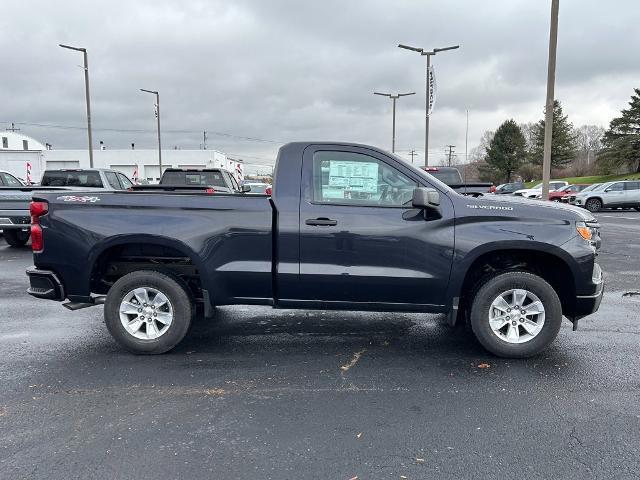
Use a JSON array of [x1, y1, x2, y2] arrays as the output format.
[[1, 0, 638, 168]]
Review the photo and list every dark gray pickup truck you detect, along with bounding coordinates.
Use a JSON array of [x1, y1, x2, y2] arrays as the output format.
[[422, 166, 493, 196], [26, 142, 604, 358]]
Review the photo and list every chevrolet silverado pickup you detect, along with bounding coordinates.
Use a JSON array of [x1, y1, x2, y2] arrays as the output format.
[[1, 169, 134, 247], [422, 166, 493, 196], [26, 142, 604, 358]]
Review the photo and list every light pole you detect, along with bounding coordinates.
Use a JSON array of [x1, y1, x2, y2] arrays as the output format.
[[373, 91, 415, 153], [140, 89, 162, 175], [541, 0, 560, 201], [59, 44, 94, 167], [398, 43, 459, 167]]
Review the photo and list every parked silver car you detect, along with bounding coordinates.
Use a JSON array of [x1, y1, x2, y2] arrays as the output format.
[[574, 180, 640, 212]]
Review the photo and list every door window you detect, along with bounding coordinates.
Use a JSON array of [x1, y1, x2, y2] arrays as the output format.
[[312, 151, 417, 207], [104, 172, 122, 189], [624, 182, 640, 191], [607, 182, 624, 192], [228, 173, 240, 191], [1, 173, 22, 186], [117, 173, 133, 189]]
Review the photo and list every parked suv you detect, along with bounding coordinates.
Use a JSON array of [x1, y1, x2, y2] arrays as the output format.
[[574, 180, 640, 212], [493, 182, 524, 195]]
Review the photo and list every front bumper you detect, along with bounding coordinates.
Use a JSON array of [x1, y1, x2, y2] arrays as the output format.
[[26, 267, 65, 301], [573, 263, 604, 318]]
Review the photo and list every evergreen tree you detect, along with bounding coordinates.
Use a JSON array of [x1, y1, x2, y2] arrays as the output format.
[[600, 88, 640, 173], [529, 100, 577, 168], [484, 119, 526, 182]]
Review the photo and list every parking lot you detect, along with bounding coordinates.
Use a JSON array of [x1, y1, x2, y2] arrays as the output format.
[[1, 211, 639, 479]]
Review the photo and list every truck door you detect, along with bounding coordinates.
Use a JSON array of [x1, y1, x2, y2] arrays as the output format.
[[294, 145, 454, 308]]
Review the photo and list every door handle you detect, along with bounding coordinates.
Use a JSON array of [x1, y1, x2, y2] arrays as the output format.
[[305, 217, 338, 226]]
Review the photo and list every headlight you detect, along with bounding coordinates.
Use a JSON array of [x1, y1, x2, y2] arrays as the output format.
[[576, 221, 599, 246], [576, 221, 592, 241]]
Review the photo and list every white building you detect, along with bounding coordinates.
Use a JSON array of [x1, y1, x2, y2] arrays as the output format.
[[0, 131, 47, 183], [0, 132, 244, 183]]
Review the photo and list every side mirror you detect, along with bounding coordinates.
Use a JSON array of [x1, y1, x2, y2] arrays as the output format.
[[412, 187, 440, 209], [241, 185, 252, 193]]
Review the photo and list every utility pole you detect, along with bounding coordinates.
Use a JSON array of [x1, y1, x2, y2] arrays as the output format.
[[373, 91, 415, 153], [203, 131, 207, 150], [59, 44, 94, 167], [464, 109, 469, 183], [446, 145, 456, 166], [140, 89, 162, 175], [541, 0, 560, 201], [398, 43, 459, 166], [407, 150, 418, 164]]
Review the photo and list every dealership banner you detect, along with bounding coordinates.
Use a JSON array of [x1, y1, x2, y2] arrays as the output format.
[[427, 66, 437, 115]]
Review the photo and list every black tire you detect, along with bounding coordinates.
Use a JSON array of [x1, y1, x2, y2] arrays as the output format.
[[3, 229, 30, 247], [551, 198, 561, 202], [585, 198, 602, 213], [469, 271, 563, 358], [104, 270, 193, 354]]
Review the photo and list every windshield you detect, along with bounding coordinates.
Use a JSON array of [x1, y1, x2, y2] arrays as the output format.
[[41, 170, 103, 188]]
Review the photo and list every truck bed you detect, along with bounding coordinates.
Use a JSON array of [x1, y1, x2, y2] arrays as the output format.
[[32, 190, 275, 305]]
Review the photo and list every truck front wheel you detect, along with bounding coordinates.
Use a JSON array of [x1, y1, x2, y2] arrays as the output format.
[[469, 271, 562, 358], [104, 270, 193, 354], [3, 230, 30, 247]]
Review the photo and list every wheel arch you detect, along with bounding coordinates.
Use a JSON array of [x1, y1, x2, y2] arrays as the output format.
[[448, 242, 578, 323], [87, 235, 211, 300]]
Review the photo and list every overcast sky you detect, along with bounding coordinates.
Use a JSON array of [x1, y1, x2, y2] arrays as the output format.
[[1, 0, 638, 171]]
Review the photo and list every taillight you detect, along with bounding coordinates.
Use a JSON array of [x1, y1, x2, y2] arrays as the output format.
[[265, 186, 272, 196], [30, 201, 48, 253], [30, 201, 48, 219], [206, 188, 216, 194]]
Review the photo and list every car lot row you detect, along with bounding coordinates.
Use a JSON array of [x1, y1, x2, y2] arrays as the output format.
[[492, 179, 640, 212]]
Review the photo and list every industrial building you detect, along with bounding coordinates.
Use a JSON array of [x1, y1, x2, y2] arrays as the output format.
[[0, 131, 243, 183]]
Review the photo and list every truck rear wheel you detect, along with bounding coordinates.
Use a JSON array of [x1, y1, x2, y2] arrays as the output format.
[[3, 230, 30, 247], [104, 270, 193, 354], [469, 271, 562, 358]]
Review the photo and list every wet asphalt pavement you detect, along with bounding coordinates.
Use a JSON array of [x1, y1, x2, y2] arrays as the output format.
[[1, 211, 640, 479]]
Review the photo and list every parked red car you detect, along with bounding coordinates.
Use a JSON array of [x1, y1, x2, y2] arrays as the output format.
[[543, 184, 591, 202]]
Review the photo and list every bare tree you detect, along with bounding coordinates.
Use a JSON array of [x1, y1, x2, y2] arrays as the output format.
[[574, 124, 605, 167], [519, 122, 537, 153], [468, 130, 494, 163]]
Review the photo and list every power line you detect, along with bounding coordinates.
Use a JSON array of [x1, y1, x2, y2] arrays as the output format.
[[0, 121, 284, 144], [446, 145, 456, 166]]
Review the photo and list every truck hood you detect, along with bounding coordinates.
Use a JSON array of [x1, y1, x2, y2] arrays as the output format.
[[459, 193, 596, 222]]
